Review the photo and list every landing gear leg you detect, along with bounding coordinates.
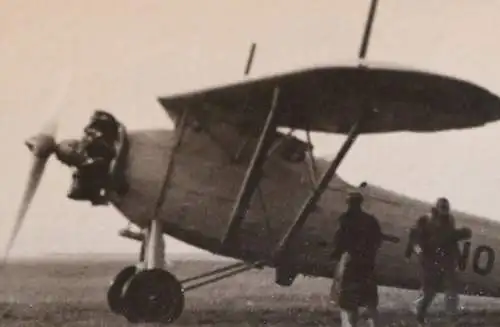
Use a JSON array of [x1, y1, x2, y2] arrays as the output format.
[[107, 220, 185, 324]]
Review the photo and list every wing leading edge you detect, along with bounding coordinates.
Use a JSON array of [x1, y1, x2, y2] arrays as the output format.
[[158, 64, 500, 135]]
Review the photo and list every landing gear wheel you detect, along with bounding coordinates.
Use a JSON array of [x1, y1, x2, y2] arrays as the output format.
[[107, 265, 137, 315], [122, 269, 185, 324]]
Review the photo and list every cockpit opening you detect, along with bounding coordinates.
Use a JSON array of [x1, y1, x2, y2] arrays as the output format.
[[274, 133, 311, 164]]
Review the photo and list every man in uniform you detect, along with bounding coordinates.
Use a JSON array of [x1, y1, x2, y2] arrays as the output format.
[[406, 197, 471, 326], [330, 191, 383, 327]]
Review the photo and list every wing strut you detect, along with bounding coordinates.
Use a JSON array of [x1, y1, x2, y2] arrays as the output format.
[[152, 108, 190, 218], [220, 87, 281, 251], [273, 0, 381, 265], [273, 106, 373, 262]]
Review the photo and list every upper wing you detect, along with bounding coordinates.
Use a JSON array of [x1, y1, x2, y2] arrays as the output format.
[[158, 63, 500, 135]]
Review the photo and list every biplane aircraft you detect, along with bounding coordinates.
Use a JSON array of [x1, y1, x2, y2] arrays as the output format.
[[6, 0, 500, 324]]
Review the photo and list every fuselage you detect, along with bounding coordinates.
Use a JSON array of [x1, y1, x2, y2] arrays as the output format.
[[111, 121, 500, 298]]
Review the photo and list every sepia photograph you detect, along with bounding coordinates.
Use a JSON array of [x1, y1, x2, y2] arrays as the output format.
[[2, 1, 500, 326]]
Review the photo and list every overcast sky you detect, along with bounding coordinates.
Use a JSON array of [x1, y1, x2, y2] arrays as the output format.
[[2, 0, 500, 257]]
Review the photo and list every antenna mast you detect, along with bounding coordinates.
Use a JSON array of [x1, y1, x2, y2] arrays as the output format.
[[358, 0, 380, 66], [244, 43, 257, 76]]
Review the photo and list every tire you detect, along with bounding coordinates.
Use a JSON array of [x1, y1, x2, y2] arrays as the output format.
[[107, 265, 137, 315], [122, 269, 185, 324]]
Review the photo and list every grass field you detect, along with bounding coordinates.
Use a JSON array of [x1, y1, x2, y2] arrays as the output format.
[[1, 257, 500, 326]]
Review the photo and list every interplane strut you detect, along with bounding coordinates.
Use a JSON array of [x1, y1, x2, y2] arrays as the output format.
[[142, 109, 190, 269], [273, 0, 381, 264], [219, 0, 382, 267], [221, 87, 281, 251], [152, 108, 190, 218]]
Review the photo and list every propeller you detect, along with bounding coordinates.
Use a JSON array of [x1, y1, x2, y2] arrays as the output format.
[[2, 68, 72, 263], [2, 118, 59, 261]]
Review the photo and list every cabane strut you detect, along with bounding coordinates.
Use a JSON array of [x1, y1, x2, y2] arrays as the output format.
[[272, 0, 381, 264], [273, 107, 373, 262], [218, 0, 384, 275]]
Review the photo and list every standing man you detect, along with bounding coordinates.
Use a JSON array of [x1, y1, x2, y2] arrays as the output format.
[[330, 191, 383, 327], [406, 197, 471, 326]]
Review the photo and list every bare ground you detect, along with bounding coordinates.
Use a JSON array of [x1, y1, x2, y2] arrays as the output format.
[[1, 258, 500, 326]]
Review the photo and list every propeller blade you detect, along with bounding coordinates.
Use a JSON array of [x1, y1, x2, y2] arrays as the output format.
[[2, 66, 73, 264], [3, 155, 50, 262]]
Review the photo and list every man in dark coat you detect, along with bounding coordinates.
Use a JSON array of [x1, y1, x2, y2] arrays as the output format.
[[406, 197, 471, 326], [330, 191, 383, 327]]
